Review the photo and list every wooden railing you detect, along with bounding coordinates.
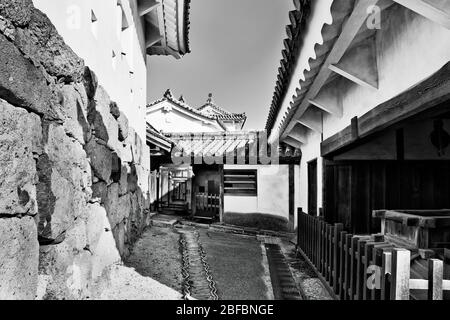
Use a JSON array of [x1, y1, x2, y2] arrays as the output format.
[[195, 193, 220, 213], [297, 209, 450, 300]]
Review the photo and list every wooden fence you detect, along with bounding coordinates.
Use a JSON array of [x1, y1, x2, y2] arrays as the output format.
[[297, 209, 450, 300], [195, 193, 220, 213]]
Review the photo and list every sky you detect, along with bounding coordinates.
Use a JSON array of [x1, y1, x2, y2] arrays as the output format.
[[147, 0, 293, 130]]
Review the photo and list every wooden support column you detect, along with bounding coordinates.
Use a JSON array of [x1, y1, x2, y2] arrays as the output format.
[[289, 164, 295, 232]]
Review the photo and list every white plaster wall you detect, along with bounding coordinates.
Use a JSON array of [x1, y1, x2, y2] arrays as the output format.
[[33, 0, 148, 142], [223, 165, 292, 221], [147, 101, 225, 133], [322, 7, 450, 139], [287, 6, 450, 219]]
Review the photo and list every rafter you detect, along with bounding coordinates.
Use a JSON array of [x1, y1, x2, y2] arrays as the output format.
[[297, 106, 323, 133], [288, 124, 308, 144], [309, 80, 343, 117], [138, 0, 160, 17], [282, 0, 380, 140], [284, 136, 303, 149], [394, 0, 450, 30], [329, 36, 379, 89]]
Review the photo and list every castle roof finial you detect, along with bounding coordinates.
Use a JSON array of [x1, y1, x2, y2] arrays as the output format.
[[164, 89, 173, 99], [179, 95, 185, 103], [207, 93, 213, 104]]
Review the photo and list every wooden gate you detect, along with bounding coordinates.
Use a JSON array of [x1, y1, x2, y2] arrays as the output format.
[[194, 193, 220, 220]]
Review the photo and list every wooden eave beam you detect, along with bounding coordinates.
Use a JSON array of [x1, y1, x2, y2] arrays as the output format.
[[284, 136, 303, 149], [139, 0, 159, 17], [329, 36, 379, 89], [282, 0, 380, 140], [321, 61, 450, 157], [394, 0, 450, 30]]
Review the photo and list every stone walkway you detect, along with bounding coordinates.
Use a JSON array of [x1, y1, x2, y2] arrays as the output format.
[[123, 221, 332, 300]]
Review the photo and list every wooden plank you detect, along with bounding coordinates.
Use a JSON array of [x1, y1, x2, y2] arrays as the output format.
[[390, 249, 411, 300], [333, 224, 344, 293], [343, 233, 353, 300], [372, 244, 393, 300], [321, 62, 450, 157], [428, 258, 444, 300], [355, 238, 369, 300], [339, 230, 348, 299], [381, 250, 392, 300]]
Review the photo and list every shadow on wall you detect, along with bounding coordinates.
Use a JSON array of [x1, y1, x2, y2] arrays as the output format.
[[223, 212, 290, 233]]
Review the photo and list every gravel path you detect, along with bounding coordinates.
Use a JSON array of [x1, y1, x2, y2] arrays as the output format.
[[125, 226, 183, 292]]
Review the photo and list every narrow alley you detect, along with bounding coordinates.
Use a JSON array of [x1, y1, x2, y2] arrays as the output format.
[[124, 215, 332, 301]]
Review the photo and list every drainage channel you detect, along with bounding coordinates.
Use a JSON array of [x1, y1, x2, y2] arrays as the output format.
[[179, 229, 219, 300], [265, 243, 303, 300]]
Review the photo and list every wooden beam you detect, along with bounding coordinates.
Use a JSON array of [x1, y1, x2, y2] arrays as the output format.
[[321, 61, 450, 157], [297, 106, 323, 133], [284, 136, 303, 149], [289, 124, 308, 144], [329, 37, 379, 89], [394, 0, 450, 30], [309, 80, 343, 117], [145, 22, 162, 48], [282, 0, 380, 139], [139, 0, 159, 16]]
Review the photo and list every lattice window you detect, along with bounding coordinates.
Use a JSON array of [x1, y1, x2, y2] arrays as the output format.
[[224, 169, 257, 196]]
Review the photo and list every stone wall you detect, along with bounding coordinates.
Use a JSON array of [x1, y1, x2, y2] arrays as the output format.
[[0, 0, 151, 300]]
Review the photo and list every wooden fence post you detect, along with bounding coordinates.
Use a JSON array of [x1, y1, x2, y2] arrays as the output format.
[[390, 248, 411, 300], [297, 208, 302, 250], [372, 244, 393, 300], [428, 258, 444, 300], [381, 250, 392, 300], [343, 234, 353, 300], [339, 230, 348, 299], [333, 224, 344, 293]]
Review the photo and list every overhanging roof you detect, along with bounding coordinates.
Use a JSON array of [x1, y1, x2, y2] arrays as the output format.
[[146, 122, 173, 151], [138, 0, 191, 59]]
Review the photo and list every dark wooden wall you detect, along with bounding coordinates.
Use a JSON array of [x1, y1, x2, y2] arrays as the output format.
[[323, 160, 450, 234]]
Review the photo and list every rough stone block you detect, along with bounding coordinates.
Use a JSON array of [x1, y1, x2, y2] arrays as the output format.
[[119, 163, 130, 196], [109, 101, 120, 119], [117, 112, 129, 142], [127, 163, 138, 193], [60, 85, 90, 145], [0, 0, 33, 27], [0, 99, 42, 216], [44, 122, 91, 190], [104, 184, 130, 229], [82, 66, 98, 100], [0, 32, 58, 119], [87, 86, 119, 152], [12, 9, 84, 82], [37, 168, 88, 239], [0, 216, 39, 300], [85, 139, 112, 183], [92, 181, 107, 204]]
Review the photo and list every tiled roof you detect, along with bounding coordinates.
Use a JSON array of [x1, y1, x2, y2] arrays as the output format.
[[148, 90, 246, 122], [272, 0, 357, 138], [265, 0, 311, 135], [167, 132, 259, 157], [166, 131, 302, 162], [144, 0, 191, 59], [146, 122, 172, 151]]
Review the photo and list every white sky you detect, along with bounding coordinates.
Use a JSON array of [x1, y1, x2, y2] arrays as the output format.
[[147, 0, 293, 130]]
